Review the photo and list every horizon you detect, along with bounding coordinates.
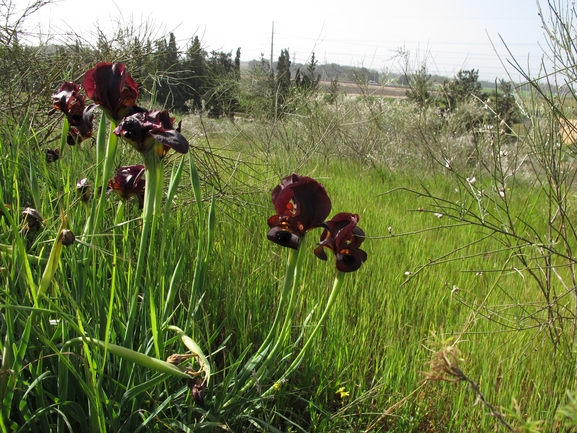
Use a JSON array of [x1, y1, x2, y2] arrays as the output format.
[[10, 0, 552, 83]]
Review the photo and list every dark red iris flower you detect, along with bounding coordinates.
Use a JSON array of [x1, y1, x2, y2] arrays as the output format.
[[267, 173, 332, 249], [82, 62, 139, 123], [113, 109, 189, 159], [313, 213, 367, 272], [108, 165, 146, 208], [66, 110, 96, 145], [50, 82, 85, 124], [49, 81, 95, 145]]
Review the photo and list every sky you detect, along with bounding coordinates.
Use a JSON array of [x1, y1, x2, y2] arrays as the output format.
[[11, 0, 552, 82]]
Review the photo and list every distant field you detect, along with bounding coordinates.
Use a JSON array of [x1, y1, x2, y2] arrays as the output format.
[[319, 80, 408, 98]]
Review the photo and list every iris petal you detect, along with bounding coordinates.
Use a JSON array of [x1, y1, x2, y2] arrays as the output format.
[[83, 62, 139, 122], [267, 174, 332, 249], [50, 82, 95, 145], [314, 213, 367, 272], [113, 109, 189, 157], [108, 165, 146, 207]]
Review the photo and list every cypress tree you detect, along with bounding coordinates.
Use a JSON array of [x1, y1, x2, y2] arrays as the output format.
[[183, 36, 207, 112], [275, 48, 291, 114]]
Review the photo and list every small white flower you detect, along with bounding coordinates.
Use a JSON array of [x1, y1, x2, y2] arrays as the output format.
[[404, 271, 411, 276], [466, 176, 476, 184], [434, 213, 443, 218]]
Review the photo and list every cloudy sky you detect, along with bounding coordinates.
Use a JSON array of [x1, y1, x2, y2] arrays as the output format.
[[12, 0, 551, 81]]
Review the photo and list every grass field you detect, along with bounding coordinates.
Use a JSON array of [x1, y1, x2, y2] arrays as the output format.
[[2, 89, 577, 431], [200, 134, 575, 431]]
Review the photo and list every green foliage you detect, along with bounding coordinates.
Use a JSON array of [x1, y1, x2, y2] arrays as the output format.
[[153, 32, 182, 109], [182, 36, 207, 112], [275, 48, 292, 116], [487, 79, 521, 128], [325, 76, 340, 104], [2, 79, 576, 432], [241, 54, 275, 118], [0, 2, 87, 123], [204, 49, 241, 118], [556, 391, 577, 429], [295, 52, 321, 93], [241, 49, 323, 120], [404, 64, 519, 140], [440, 69, 486, 111], [405, 63, 433, 109]]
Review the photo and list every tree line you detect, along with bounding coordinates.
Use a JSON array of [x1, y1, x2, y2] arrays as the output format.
[[94, 32, 324, 119], [0, 20, 324, 123], [0, 15, 519, 126], [405, 66, 519, 133]]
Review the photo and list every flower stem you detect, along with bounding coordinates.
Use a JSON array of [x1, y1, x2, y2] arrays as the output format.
[[184, 152, 206, 332], [61, 337, 190, 379], [265, 270, 346, 395], [256, 244, 302, 357], [58, 117, 69, 159], [256, 237, 308, 375], [233, 243, 305, 398], [84, 117, 118, 237], [122, 150, 161, 350], [147, 154, 164, 359]]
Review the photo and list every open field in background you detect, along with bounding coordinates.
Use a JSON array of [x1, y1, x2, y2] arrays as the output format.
[[319, 81, 409, 98]]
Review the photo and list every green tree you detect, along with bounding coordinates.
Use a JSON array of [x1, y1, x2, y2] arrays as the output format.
[[437, 69, 489, 139], [275, 48, 292, 116], [204, 49, 240, 118], [440, 69, 485, 111], [243, 54, 275, 118], [182, 36, 207, 112], [166, 33, 179, 66], [128, 37, 155, 95], [325, 76, 340, 104], [351, 67, 370, 83], [153, 32, 187, 110], [295, 52, 320, 93], [234, 47, 241, 80], [406, 63, 433, 109], [489, 79, 519, 129]]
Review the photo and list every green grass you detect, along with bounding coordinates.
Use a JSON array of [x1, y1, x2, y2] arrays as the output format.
[[1, 93, 577, 432], [181, 144, 574, 431]]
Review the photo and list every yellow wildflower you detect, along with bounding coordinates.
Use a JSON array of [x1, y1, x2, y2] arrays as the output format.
[[336, 386, 350, 399]]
